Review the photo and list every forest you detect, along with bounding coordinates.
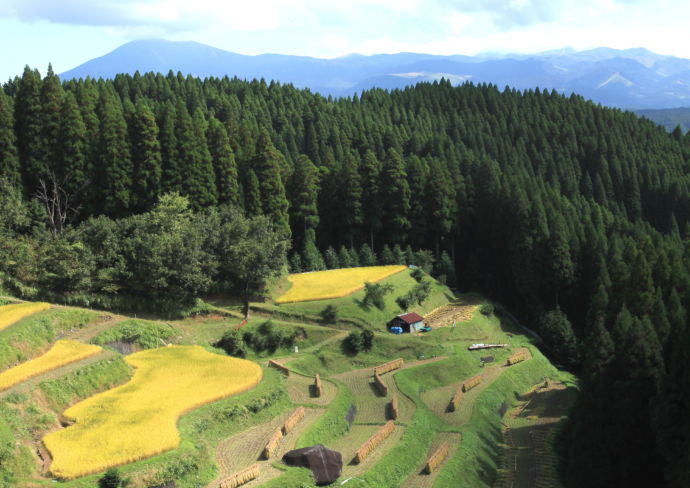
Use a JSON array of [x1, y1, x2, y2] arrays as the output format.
[[1, 65, 690, 486]]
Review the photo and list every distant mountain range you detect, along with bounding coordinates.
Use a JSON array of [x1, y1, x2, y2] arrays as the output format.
[[61, 39, 690, 111]]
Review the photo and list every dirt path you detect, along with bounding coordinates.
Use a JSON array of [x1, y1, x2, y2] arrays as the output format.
[[205, 407, 325, 488], [62, 314, 127, 343], [401, 432, 462, 488], [494, 381, 575, 488]]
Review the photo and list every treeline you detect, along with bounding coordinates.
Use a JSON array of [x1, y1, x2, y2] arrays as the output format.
[[0, 188, 288, 316], [2, 67, 690, 485]]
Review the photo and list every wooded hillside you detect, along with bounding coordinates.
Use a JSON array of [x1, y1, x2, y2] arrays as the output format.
[[2, 67, 690, 486]]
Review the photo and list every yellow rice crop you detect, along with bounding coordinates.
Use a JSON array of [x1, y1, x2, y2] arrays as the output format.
[[0, 301, 50, 331], [0, 339, 102, 391], [43, 345, 262, 479], [275, 265, 407, 303]]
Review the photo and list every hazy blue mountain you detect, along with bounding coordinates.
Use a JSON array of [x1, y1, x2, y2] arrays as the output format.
[[61, 39, 690, 109], [636, 107, 690, 132]]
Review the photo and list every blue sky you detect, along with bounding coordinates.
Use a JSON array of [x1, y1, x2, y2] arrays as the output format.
[[1, 0, 689, 81]]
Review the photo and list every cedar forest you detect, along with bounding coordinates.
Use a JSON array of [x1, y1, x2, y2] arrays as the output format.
[[1, 66, 690, 487]]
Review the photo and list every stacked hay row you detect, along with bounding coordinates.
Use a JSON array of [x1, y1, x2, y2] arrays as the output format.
[[374, 372, 388, 396], [268, 360, 290, 376], [314, 374, 322, 397], [355, 420, 395, 464], [424, 442, 450, 474], [390, 395, 399, 420], [374, 358, 404, 375], [263, 427, 283, 459], [282, 406, 305, 435], [506, 352, 527, 366], [448, 387, 463, 412], [219, 464, 260, 488], [462, 374, 482, 392]]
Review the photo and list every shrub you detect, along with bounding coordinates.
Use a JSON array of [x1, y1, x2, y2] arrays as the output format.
[[99, 468, 127, 488], [363, 282, 394, 310], [343, 331, 363, 354], [215, 330, 247, 358], [410, 267, 424, 282], [396, 295, 411, 311], [480, 303, 494, 316], [361, 330, 374, 351], [319, 305, 338, 323]]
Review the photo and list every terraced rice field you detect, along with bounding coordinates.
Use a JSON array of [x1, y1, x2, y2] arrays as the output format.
[[330, 423, 406, 477], [495, 381, 574, 488], [402, 432, 462, 488], [421, 348, 531, 425], [43, 345, 262, 479], [275, 265, 407, 303], [285, 373, 337, 406], [0, 339, 102, 391], [0, 301, 50, 331], [208, 407, 324, 488], [334, 367, 415, 423]]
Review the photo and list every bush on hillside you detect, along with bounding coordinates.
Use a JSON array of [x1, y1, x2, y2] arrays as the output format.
[[363, 282, 394, 310], [215, 329, 247, 357], [320, 305, 338, 323]]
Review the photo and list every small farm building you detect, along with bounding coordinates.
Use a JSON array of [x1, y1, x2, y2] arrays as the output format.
[[389, 312, 425, 333]]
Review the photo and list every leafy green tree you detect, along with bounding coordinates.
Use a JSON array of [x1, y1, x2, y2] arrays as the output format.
[[363, 281, 394, 310], [215, 206, 289, 318]]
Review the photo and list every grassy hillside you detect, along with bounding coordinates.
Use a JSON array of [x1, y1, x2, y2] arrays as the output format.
[[0, 270, 571, 487], [257, 267, 455, 327]]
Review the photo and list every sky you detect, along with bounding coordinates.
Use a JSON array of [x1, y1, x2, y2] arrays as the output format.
[[1, 0, 690, 81]]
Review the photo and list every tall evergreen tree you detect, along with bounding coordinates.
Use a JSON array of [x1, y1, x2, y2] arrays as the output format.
[[380, 147, 411, 243], [207, 116, 239, 206], [95, 84, 132, 215], [39, 64, 63, 176], [130, 100, 162, 212], [253, 130, 290, 237], [57, 91, 87, 196], [0, 90, 21, 188], [289, 154, 320, 249], [14, 66, 43, 193]]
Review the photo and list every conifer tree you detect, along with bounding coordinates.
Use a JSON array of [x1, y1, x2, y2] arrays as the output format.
[[130, 100, 162, 212], [207, 116, 239, 205], [159, 101, 180, 193], [289, 154, 320, 249], [244, 169, 262, 216], [39, 64, 63, 176], [57, 91, 87, 196], [359, 243, 377, 266], [253, 130, 290, 237], [360, 149, 382, 248], [380, 147, 411, 243], [0, 90, 21, 188], [185, 108, 217, 209], [96, 84, 132, 215], [14, 66, 43, 192]]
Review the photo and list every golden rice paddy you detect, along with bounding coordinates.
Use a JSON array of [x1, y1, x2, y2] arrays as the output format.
[[0, 301, 50, 331], [275, 265, 407, 303], [43, 345, 262, 479], [0, 339, 102, 391]]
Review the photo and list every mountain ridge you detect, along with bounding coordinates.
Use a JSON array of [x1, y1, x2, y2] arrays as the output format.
[[60, 39, 690, 110]]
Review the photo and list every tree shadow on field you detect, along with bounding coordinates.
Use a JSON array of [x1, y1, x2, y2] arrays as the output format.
[[368, 378, 386, 397], [354, 298, 371, 311]]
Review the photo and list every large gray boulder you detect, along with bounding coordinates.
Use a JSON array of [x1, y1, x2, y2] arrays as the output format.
[[282, 444, 343, 485]]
